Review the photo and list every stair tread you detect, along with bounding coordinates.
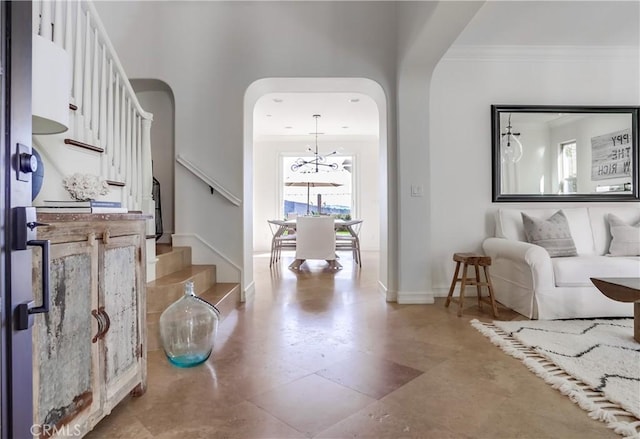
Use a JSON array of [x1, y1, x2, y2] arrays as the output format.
[[199, 283, 240, 302], [148, 265, 215, 287], [147, 283, 239, 319], [200, 283, 241, 321], [146, 282, 241, 352]]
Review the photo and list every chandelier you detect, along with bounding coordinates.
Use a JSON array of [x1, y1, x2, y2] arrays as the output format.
[[501, 113, 523, 163], [291, 114, 338, 172]]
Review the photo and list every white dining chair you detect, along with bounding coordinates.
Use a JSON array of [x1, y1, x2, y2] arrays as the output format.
[[294, 216, 336, 263], [267, 220, 296, 266], [336, 219, 363, 267]]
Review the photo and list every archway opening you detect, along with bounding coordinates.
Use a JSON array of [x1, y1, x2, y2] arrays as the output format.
[[243, 78, 389, 299]]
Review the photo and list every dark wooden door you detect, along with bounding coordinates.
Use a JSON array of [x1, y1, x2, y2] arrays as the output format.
[[1, 2, 35, 438]]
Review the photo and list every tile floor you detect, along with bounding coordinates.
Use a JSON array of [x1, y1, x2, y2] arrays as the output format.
[[87, 252, 616, 438]]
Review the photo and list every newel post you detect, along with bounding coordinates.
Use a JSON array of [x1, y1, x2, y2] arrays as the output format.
[[141, 114, 155, 235]]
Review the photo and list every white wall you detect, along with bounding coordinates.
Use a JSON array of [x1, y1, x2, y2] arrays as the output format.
[[429, 46, 640, 293], [253, 137, 380, 252], [95, 1, 401, 295]]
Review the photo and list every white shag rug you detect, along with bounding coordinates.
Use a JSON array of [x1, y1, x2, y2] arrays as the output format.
[[471, 318, 640, 438]]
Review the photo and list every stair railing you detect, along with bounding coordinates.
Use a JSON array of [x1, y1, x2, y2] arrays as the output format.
[[33, 0, 153, 214], [176, 154, 242, 206]]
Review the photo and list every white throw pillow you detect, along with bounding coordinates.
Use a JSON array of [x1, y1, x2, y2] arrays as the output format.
[[521, 210, 578, 257], [608, 213, 640, 256]]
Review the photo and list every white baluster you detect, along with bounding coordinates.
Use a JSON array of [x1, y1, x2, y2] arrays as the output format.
[[113, 75, 121, 179], [53, 0, 63, 46], [33, 1, 42, 36], [125, 102, 132, 207], [40, 1, 52, 40], [91, 28, 99, 145], [73, 1, 83, 120], [82, 10, 91, 138], [64, 0, 73, 53], [64, 2, 76, 123], [106, 61, 114, 180], [100, 45, 107, 177], [119, 90, 127, 179]]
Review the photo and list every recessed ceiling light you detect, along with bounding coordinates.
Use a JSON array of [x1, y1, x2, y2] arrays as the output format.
[[342, 126, 349, 129], [273, 98, 283, 103], [266, 114, 272, 117], [285, 126, 293, 129], [348, 98, 360, 103]]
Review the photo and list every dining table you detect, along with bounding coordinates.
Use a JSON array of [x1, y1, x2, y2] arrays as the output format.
[[272, 217, 363, 270]]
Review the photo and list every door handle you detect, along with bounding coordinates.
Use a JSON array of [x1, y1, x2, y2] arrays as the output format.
[[16, 240, 50, 330]]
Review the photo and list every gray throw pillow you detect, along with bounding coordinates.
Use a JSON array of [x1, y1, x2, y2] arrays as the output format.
[[608, 214, 640, 256], [521, 210, 578, 257]]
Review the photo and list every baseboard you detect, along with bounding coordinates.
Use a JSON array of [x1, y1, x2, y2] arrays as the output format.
[[432, 287, 450, 297], [396, 291, 435, 304], [378, 280, 397, 302], [243, 281, 255, 302]]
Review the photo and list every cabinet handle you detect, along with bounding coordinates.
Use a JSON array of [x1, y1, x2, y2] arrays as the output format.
[[99, 307, 111, 339], [91, 309, 104, 343]]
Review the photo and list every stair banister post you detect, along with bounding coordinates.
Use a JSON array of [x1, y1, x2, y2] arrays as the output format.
[[141, 115, 155, 236]]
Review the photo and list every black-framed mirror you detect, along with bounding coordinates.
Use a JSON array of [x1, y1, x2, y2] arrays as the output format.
[[492, 105, 639, 202]]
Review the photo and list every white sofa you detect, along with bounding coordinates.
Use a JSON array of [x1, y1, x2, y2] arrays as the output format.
[[482, 206, 639, 319]]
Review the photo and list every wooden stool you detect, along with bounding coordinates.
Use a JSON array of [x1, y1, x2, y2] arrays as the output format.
[[445, 253, 499, 318]]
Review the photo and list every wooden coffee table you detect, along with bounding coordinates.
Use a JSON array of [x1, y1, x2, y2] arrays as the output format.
[[591, 277, 640, 342]]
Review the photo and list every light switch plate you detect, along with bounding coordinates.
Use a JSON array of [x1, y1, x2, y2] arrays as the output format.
[[411, 184, 424, 197]]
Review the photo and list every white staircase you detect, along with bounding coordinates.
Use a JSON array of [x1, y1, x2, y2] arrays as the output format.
[[32, 0, 157, 279]]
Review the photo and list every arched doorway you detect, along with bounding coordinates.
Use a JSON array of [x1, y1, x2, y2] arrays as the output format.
[[243, 78, 390, 299]]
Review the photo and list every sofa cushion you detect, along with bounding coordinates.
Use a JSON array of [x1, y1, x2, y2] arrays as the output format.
[[552, 256, 640, 287], [587, 207, 640, 255], [495, 207, 595, 255], [522, 210, 578, 257], [607, 213, 640, 256]]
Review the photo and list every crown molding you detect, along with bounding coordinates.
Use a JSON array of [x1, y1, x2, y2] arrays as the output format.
[[442, 45, 639, 62]]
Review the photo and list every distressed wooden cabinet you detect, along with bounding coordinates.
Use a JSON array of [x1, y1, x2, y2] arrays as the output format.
[[31, 213, 148, 438]]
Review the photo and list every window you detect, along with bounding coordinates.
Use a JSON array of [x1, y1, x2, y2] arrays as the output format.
[[282, 155, 353, 218], [559, 141, 577, 193]]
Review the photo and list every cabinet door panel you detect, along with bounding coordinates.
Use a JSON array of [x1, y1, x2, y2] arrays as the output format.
[[100, 234, 143, 407], [32, 241, 100, 435]]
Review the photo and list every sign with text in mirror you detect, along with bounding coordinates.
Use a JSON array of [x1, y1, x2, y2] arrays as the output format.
[[491, 105, 640, 202], [591, 129, 632, 181]]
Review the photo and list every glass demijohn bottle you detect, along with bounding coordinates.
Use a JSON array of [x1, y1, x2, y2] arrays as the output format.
[[159, 281, 220, 367]]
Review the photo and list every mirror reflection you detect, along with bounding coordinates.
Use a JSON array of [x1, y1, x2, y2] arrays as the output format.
[[492, 106, 639, 202]]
